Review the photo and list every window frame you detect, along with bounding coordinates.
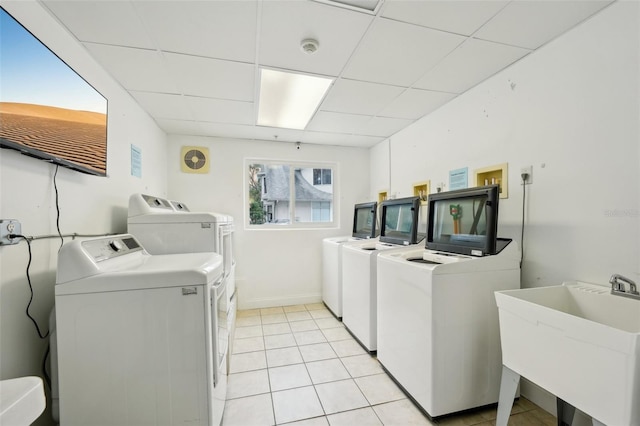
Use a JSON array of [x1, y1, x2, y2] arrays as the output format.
[[245, 158, 339, 230]]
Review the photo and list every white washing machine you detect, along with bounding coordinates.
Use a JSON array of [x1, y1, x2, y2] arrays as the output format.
[[376, 185, 520, 418], [53, 235, 226, 426], [322, 201, 379, 319], [341, 196, 425, 352], [322, 235, 355, 319], [127, 193, 237, 369], [376, 242, 520, 418], [341, 239, 421, 351]]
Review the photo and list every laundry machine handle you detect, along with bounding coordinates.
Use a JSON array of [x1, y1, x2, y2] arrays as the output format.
[[212, 276, 224, 290]]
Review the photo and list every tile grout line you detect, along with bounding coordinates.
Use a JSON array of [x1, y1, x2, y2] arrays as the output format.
[[295, 305, 328, 425], [230, 305, 427, 425], [231, 306, 546, 426], [327, 308, 398, 426], [254, 309, 276, 426]]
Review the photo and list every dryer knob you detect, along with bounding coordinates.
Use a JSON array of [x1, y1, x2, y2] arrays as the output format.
[[109, 240, 125, 252]]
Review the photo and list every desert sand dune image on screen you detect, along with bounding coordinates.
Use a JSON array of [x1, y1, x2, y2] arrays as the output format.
[[0, 102, 107, 175]]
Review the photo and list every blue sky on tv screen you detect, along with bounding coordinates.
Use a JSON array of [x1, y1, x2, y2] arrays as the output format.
[[0, 8, 106, 114]]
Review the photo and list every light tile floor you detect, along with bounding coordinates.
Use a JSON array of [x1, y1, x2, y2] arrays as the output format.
[[223, 304, 556, 426]]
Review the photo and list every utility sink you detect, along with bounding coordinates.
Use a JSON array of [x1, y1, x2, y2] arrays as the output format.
[[0, 376, 46, 425], [495, 281, 640, 426]]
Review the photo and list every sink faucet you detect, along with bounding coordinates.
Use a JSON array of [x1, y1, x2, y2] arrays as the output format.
[[609, 274, 639, 298]]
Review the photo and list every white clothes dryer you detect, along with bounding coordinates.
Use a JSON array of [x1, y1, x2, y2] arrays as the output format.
[[127, 193, 237, 369], [53, 235, 226, 426], [376, 240, 520, 418]]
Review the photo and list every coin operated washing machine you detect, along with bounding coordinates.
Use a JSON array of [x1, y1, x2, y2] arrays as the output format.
[[127, 193, 237, 368], [376, 186, 521, 419], [51, 235, 226, 425], [322, 201, 379, 319], [341, 196, 425, 352]]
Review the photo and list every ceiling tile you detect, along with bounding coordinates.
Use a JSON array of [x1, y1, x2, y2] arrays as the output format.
[[34, 0, 615, 147], [307, 111, 372, 134], [134, 0, 258, 63], [200, 122, 258, 141], [341, 134, 386, 147], [381, 0, 508, 36], [163, 52, 255, 101], [414, 38, 531, 94], [300, 130, 352, 146], [377, 88, 457, 120], [130, 92, 193, 121], [254, 126, 306, 143], [301, 131, 384, 147], [354, 116, 414, 137], [320, 79, 405, 116], [259, 1, 373, 76], [184, 96, 254, 125], [474, 0, 613, 49], [342, 17, 466, 86], [43, 1, 154, 49], [83, 43, 179, 93], [155, 118, 204, 136]]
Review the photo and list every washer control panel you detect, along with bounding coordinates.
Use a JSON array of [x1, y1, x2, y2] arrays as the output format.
[[82, 235, 143, 262], [141, 194, 174, 211], [170, 200, 190, 211]]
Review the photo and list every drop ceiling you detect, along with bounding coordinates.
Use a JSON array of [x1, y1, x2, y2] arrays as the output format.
[[41, 0, 613, 147]]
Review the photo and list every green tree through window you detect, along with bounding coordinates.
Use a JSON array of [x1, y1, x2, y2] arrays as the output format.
[[248, 164, 265, 224]]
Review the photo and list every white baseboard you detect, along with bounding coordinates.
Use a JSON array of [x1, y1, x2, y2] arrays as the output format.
[[521, 378, 593, 425], [520, 378, 556, 415], [237, 293, 322, 310]]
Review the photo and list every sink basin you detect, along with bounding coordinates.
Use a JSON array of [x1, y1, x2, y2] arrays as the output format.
[[0, 376, 46, 425], [495, 282, 640, 425]]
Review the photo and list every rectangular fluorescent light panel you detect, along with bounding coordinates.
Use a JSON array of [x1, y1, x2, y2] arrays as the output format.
[[330, 0, 380, 12], [258, 68, 333, 130]]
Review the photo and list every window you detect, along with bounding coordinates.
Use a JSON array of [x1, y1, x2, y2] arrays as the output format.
[[312, 202, 331, 222], [247, 161, 335, 227], [313, 168, 332, 185]]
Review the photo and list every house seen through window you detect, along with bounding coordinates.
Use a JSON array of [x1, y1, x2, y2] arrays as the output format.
[[248, 162, 335, 226], [313, 168, 332, 185]]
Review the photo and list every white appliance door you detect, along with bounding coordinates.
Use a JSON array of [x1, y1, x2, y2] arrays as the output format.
[[211, 278, 228, 426], [55, 286, 209, 425], [226, 285, 237, 373], [219, 224, 234, 278]]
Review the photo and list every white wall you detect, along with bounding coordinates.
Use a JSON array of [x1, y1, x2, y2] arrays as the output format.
[[369, 139, 390, 199], [167, 136, 370, 309], [370, 1, 639, 419], [0, 2, 167, 424], [2, 1, 637, 424]]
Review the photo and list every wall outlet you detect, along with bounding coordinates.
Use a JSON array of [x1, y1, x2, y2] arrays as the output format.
[[520, 166, 533, 184], [0, 219, 22, 245]]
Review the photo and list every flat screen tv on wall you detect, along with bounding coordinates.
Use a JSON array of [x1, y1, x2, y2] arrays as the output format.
[[0, 6, 108, 176]]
